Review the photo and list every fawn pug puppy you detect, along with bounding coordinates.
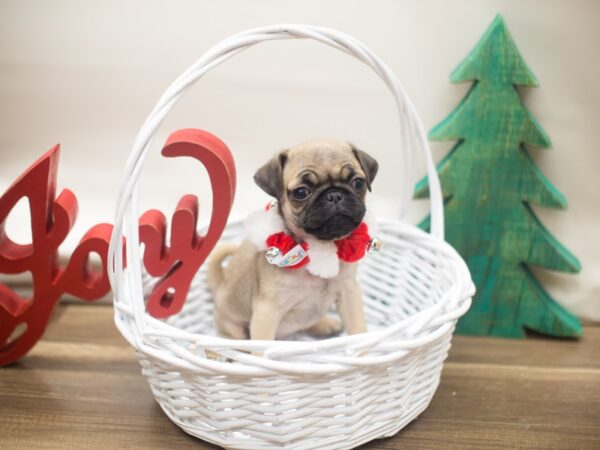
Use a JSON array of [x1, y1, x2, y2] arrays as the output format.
[[207, 140, 378, 341]]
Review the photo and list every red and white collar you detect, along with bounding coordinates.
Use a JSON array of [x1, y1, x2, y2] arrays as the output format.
[[244, 201, 381, 279]]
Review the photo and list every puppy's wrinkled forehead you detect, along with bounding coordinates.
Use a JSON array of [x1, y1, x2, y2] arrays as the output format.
[[284, 140, 363, 187]]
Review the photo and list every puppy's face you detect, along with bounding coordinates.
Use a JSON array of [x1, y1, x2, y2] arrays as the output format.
[[254, 140, 378, 241]]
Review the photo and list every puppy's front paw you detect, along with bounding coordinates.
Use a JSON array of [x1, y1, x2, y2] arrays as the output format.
[[307, 316, 343, 337]]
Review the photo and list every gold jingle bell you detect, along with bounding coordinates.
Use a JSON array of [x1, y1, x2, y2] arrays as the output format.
[[367, 237, 383, 253]]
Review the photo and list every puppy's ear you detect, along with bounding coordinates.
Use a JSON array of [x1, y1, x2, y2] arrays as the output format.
[[253, 150, 289, 199], [350, 144, 379, 191]]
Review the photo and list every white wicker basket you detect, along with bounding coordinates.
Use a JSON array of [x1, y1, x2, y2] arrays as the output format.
[[108, 25, 474, 450]]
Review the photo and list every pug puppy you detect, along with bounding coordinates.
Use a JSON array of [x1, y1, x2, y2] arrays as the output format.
[[207, 140, 378, 341]]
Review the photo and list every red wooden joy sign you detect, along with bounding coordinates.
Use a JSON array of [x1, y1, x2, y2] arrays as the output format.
[[0, 129, 235, 366]]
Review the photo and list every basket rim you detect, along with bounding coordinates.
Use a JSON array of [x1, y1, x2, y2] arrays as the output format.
[[113, 217, 474, 376]]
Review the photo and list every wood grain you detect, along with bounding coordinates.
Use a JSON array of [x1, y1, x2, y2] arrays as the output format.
[[414, 15, 582, 338], [1, 304, 598, 449]]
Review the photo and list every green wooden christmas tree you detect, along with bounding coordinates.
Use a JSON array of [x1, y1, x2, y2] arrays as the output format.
[[415, 15, 581, 338]]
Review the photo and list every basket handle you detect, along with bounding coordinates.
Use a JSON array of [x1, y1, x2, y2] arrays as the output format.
[[108, 24, 444, 324]]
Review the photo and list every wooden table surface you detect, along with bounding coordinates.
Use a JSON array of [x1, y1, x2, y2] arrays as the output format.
[[1, 304, 598, 450]]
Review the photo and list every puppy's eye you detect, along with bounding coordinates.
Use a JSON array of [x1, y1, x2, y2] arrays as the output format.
[[352, 178, 366, 191], [292, 187, 311, 201]]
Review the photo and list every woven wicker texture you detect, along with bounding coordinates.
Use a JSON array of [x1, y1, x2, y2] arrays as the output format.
[[109, 25, 475, 450]]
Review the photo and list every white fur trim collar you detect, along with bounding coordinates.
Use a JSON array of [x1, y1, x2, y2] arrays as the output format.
[[244, 206, 341, 279]]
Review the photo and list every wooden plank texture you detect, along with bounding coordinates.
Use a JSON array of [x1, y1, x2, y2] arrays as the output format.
[[0, 304, 598, 449], [414, 15, 582, 338]]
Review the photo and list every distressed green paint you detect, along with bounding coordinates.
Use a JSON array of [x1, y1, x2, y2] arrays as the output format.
[[416, 15, 582, 338]]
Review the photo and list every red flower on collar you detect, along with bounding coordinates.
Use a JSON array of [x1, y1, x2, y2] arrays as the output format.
[[335, 222, 370, 262], [266, 232, 310, 269]]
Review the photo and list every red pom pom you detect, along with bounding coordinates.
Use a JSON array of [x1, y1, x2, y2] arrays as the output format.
[[335, 222, 370, 263], [265, 232, 309, 269]]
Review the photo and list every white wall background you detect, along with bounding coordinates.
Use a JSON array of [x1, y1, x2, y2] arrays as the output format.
[[0, 0, 598, 320]]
